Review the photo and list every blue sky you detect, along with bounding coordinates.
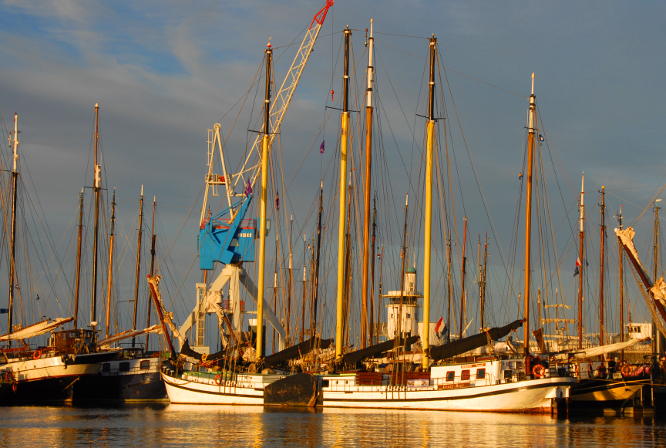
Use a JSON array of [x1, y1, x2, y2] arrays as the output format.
[[1, 0, 665, 349]]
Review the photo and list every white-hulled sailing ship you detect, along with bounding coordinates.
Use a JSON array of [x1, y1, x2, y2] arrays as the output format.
[[318, 31, 575, 413]]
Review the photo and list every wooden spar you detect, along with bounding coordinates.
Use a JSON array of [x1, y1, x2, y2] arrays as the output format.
[[256, 43, 272, 360], [287, 213, 293, 346], [599, 186, 606, 348], [361, 19, 375, 350], [146, 276, 176, 358], [578, 173, 585, 349], [91, 103, 101, 328], [309, 238, 315, 335], [459, 217, 467, 339], [378, 245, 385, 339], [312, 182, 323, 336], [145, 196, 156, 350], [335, 27, 351, 363], [524, 74, 536, 364], [72, 189, 84, 330], [447, 230, 452, 343], [617, 206, 625, 358], [105, 189, 116, 339], [7, 113, 19, 347], [132, 186, 144, 347], [301, 233, 306, 343], [422, 35, 436, 369], [478, 235, 482, 330], [370, 197, 377, 345]]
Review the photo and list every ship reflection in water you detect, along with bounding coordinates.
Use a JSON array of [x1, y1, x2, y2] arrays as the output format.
[[0, 405, 664, 447]]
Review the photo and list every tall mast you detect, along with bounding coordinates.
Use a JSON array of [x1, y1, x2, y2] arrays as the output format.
[[335, 27, 352, 363], [256, 42, 272, 360], [7, 113, 19, 346], [370, 197, 377, 345], [74, 189, 84, 329], [422, 35, 436, 369], [599, 186, 605, 347], [617, 206, 624, 359], [273, 232, 278, 354], [478, 235, 482, 330], [132, 186, 144, 347], [447, 230, 452, 343], [459, 217, 467, 339], [301, 233, 306, 343], [343, 175, 353, 347], [312, 182, 323, 336], [481, 233, 488, 330], [397, 193, 409, 343], [105, 189, 116, 338], [378, 245, 384, 339], [287, 213, 293, 345], [91, 103, 101, 328], [361, 20, 375, 350], [146, 196, 157, 350], [523, 74, 536, 362], [578, 173, 585, 349]]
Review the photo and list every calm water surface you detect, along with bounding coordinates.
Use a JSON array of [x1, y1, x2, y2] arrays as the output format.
[[0, 404, 664, 447]]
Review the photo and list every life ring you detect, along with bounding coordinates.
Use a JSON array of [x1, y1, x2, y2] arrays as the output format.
[[214, 374, 222, 386], [621, 364, 632, 377], [4, 371, 12, 382], [33, 350, 41, 360], [532, 365, 546, 378]]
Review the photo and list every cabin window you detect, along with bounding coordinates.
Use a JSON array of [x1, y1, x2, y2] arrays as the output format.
[[322, 380, 329, 388], [407, 314, 411, 318], [446, 371, 455, 382], [461, 370, 470, 381], [140, 360, 150, 370], [102, 363, 110, 373], [69, 332, 78, 339], [477, 368, 485, 379], [504, 370, 512, 379], [119, 362, 130, 372]]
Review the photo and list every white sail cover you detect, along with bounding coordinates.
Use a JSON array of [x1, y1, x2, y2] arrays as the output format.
[[0, 317, 74, 342], [97, 324, 162, 348], [551, 337, 649, 361]]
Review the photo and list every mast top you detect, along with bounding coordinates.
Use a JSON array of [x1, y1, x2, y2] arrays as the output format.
[[95, 103, 99, 108], [531, 72, 535, 95]]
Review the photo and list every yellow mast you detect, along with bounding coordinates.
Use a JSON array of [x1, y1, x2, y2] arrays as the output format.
[[422, 36, 437, 370], [256, 43, 272, 360], [523, 73, 536, 371], [335, 27, 352, 362]]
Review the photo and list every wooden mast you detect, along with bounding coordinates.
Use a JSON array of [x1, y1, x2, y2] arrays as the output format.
[[397, 194, 409, 343], [578, 173, 585, 349], [145, 196, 156, 350], [447, 230, 452, 343], [132, 186, 144, 347], [105, 189, 116, 338], [343, 176, 353, 348], [524, 74, 536, 365], [654, 199, 661, 354], [422, 34, 436, 369], [301, 233, 306, 343], [91, 103, 101, 329], [335, 27, 351, 363], [599, 185, 606, 346], [361, 19, 375, 350], [7, 113, 19, 347], [273, 232, 278, 354], [73, 189, 84, 329], [312, 182, 323, 336], [459, 217, 467, 339], [256, 42, 272, 360], [617, 206, 625, 359], [287, 213, 293, 346], [481, 233, 488, 330]]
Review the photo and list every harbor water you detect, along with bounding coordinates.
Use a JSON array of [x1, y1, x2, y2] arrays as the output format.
[[0, 404, 664, 447]]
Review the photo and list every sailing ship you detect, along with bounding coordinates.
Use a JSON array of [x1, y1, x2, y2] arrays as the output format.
[[317, 30, 575, 413], [0, 109, 119, 403]]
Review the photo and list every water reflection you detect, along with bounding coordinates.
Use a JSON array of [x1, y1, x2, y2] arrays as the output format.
[[0, 404, 663, 447]]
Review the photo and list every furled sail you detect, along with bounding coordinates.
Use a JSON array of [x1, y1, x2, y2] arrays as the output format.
[[96, 324, 162, 348], [0, 317, 73, 341], [342, 335, 420, 366], [429, 319, 524, 362]]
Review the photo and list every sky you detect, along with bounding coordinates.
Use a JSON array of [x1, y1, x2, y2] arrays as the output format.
[[1, 0, 665, 350]]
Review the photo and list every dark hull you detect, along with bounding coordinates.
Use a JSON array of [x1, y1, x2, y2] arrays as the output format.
[[0, 376, 77, 404], [73, 372, 167, 402], [569, 377, 648, 412]]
